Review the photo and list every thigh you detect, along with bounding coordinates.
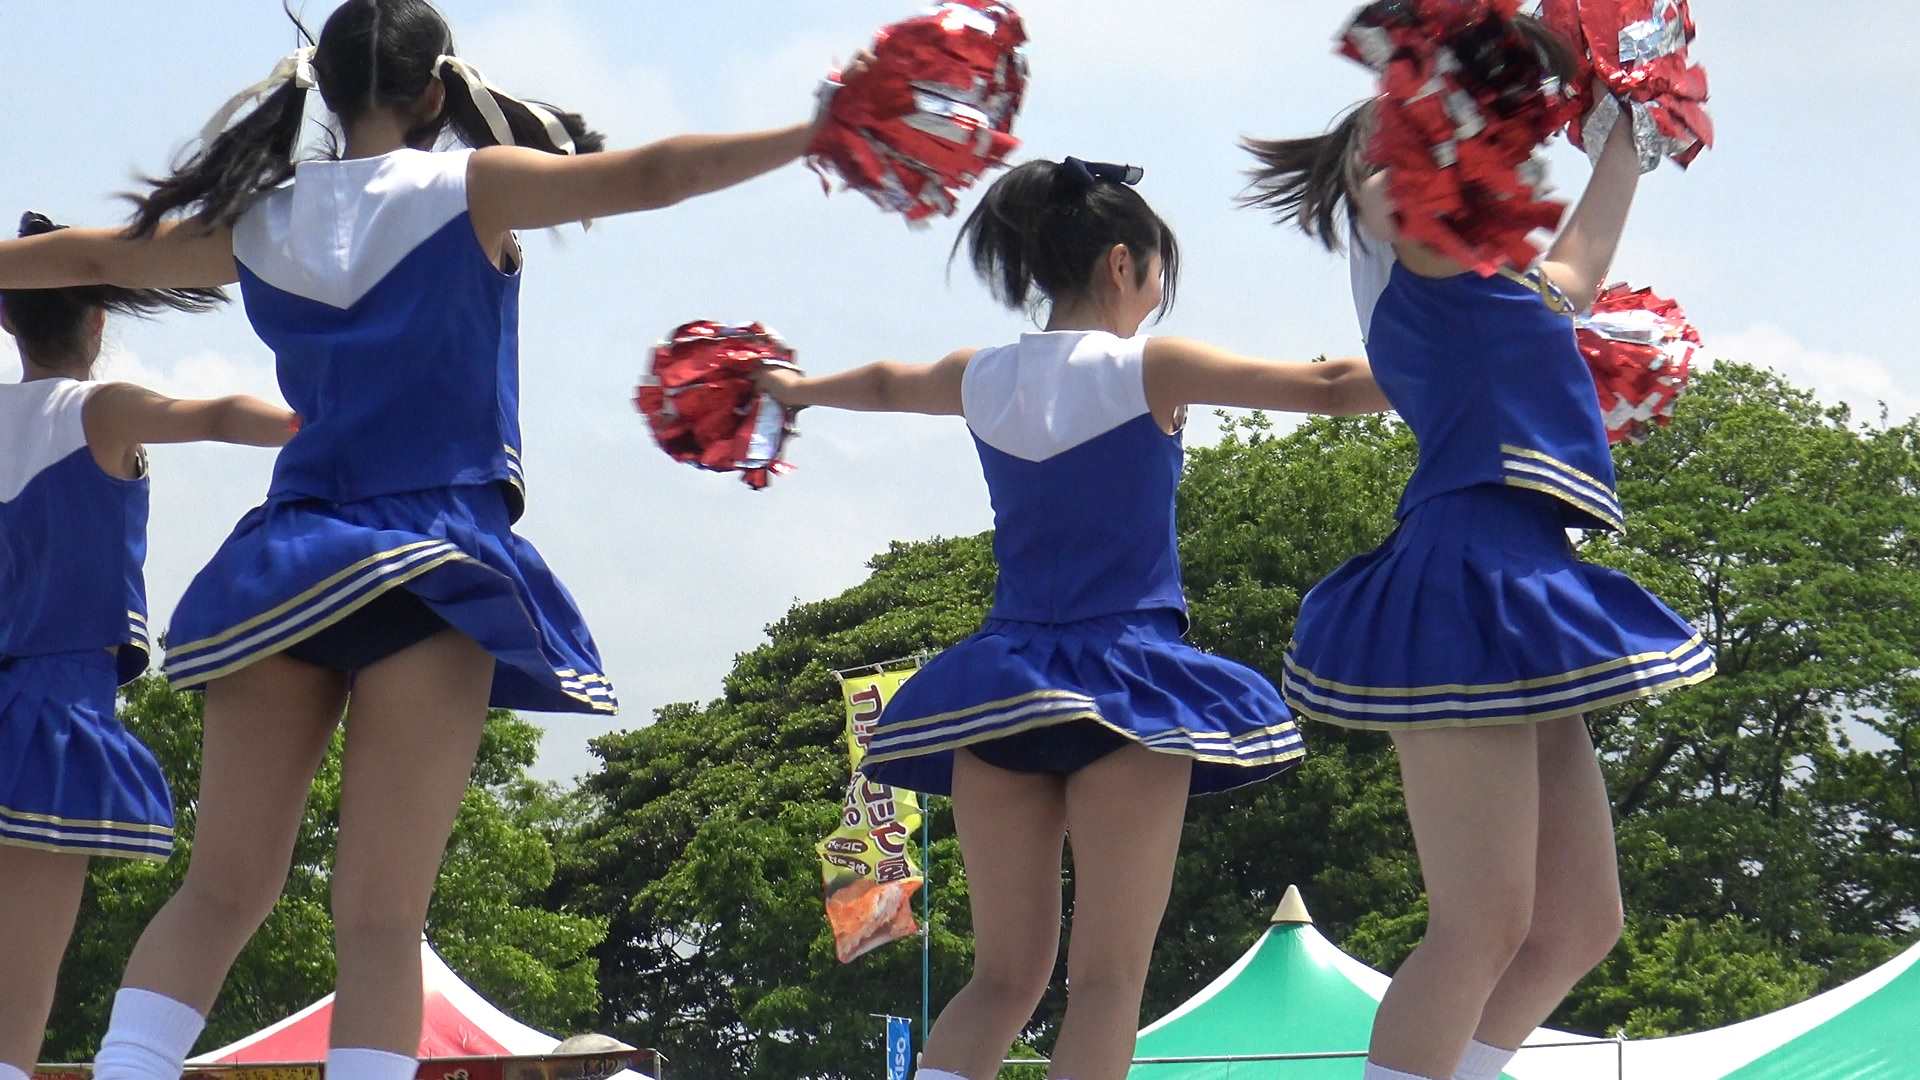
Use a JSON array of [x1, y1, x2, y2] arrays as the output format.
[[188, 655, 348, 888], [332, 629, 495, 920], [0, 846, 89, 1067], [951, 749, 1070, 977], [1060, 745, 1192, 978], [1530, 715, 1620, 924], [1391, 723, 1543, 925]]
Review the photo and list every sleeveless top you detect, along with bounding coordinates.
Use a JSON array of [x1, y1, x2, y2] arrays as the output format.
[[0, 379, 151, 683], [234, 148, 528, 519], [963, 331, 1188, 624], [1352, 229, 1624, 532]]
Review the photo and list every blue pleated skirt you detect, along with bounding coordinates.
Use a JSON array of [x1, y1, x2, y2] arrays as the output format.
[[861, 610, 1304, 797], [164, 484, 615, 715], [1283, 485, 1715, 730], [0, 651, 175, 861]]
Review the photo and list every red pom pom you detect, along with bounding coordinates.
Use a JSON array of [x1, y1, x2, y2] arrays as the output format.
[[1340, 0, 1578, 276], [808, 1, 1028, 224], [1541, 0, 1712, 170], [1575, 283, 1699, 443], [635, 322, 799, 489]]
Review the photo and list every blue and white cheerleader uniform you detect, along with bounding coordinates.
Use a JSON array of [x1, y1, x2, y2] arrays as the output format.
[[1280, 233, 1716, 730], [1, 379, 173, 860], [162, 149, 614, 714], [860, 331, 1304, 796]]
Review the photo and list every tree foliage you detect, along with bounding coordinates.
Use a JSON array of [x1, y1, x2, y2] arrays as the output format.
[[555, 364, 1920, 1077], [42, 687, 604, 1062]]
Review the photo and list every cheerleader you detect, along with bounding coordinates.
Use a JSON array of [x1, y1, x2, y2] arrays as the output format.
[[1242, 51, 1717, 1080], [759, 157, 1386, 1080], [0, 3, 851, 1079], [1, 212, 292, 1080]]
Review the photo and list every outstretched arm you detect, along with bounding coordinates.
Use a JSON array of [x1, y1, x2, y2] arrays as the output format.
[[1541, 111, 1641, 312], [84, 384, 296, 473], [1143, 338, 1389, 419], [756, 350, 975, 416], [0, 221, 237, 291], [467, 124, 817, 235]]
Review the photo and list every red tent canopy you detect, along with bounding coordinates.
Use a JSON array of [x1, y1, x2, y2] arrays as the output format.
[[189, 940, 585, 1064]]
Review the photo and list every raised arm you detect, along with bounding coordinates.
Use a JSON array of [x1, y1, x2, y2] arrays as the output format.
[[0, 220, 237, 292], [1143, 338, 1388, 420], [83, 383, 296, 476], [467, 124, 816, 236], [1540, 111, 1641, 312], [756, 350, 975, 417]]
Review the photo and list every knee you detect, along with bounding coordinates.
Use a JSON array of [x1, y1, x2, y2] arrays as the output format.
[[1424, 895, 1535, 981], [177, 853, 292, 931], [1522, 892, 1624, 976], [329, 875, 427, 944], [969, 953, 1056, 1017], [1065, 944, 1156, 1008]]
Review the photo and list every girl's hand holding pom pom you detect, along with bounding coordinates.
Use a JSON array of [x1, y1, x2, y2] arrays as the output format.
[[1540, 0, 1713, 171], [635, 322, 802, 490], [1574, 282, 1699, 443]]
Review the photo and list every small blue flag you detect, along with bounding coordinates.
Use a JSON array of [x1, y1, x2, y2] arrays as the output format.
[[886, 1016, 912, 1080]]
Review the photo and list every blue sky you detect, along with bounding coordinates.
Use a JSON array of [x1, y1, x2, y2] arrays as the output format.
[[3, 1, 1910, 781]]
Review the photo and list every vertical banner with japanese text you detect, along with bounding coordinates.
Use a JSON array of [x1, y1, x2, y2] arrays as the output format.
[[818, 665, 924, 963]]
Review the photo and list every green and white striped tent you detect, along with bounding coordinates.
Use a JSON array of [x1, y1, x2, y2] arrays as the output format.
[[1513, 934, 1920, 1079], [1128, 886, 1920, 1079], [1128, 887, 1607, 1079]]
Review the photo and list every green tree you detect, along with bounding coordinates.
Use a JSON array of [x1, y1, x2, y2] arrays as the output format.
[[556, 363, 1920, 1074], [556, 538, 997, 1078], [42, 680, 604, 1062]]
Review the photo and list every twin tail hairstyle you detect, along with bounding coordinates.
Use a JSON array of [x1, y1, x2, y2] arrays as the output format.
[[128, 0, 606, 238]]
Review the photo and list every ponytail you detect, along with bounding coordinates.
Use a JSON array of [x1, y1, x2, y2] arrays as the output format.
[[954, 158, 1180, 318], [3, 212, 225, 365], [1240, 13, 1580, 252], [433, 56, 602, 156], [1240, 101, 1376, 252], [126, 70, 310, 238]]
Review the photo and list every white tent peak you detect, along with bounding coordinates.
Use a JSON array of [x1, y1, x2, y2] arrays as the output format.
[[1270, 884, 1312, 926]]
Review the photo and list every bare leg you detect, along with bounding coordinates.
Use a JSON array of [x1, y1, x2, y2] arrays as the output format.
[[120, 656, 346, 1010], [326, 629, 493, 1053], [918, 750, 1068, 1080], [0, 847, 89, 1070], [1047, 746, 1192, 1080], [1367, 724, 1542, 1079], [1471, 715, 1622, 1049]]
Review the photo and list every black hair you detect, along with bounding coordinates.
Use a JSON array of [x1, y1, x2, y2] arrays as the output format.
[[127, 0, 605, 238], [2, 213, 226, 371], [953, 159, 1180, 320], [1240, 14, 1578, 251]]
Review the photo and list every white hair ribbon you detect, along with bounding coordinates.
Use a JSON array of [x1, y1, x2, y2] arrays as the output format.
[[434, 55, 576, 154], [199, 47, 317, 150]]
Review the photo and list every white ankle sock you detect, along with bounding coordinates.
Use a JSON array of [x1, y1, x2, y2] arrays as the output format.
[[1454, 1039, 1517, 1080], [1364, 1063, 1438, 1080], [4, 1062, 33, 1080], [913, 1071, 967, 1080], [324, 1049, 418, 1080], [93, 989, 207, 1080], [325, 1049, 418, 1080]]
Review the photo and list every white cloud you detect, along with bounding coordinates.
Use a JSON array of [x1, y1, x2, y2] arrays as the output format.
[[97, 341, 285, 405], [1705, 324, 1918, 424], [457, 1, 686, 140]]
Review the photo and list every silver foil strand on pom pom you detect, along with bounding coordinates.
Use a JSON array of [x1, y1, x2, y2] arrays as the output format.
[[1618, 1, 1689, 65]]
